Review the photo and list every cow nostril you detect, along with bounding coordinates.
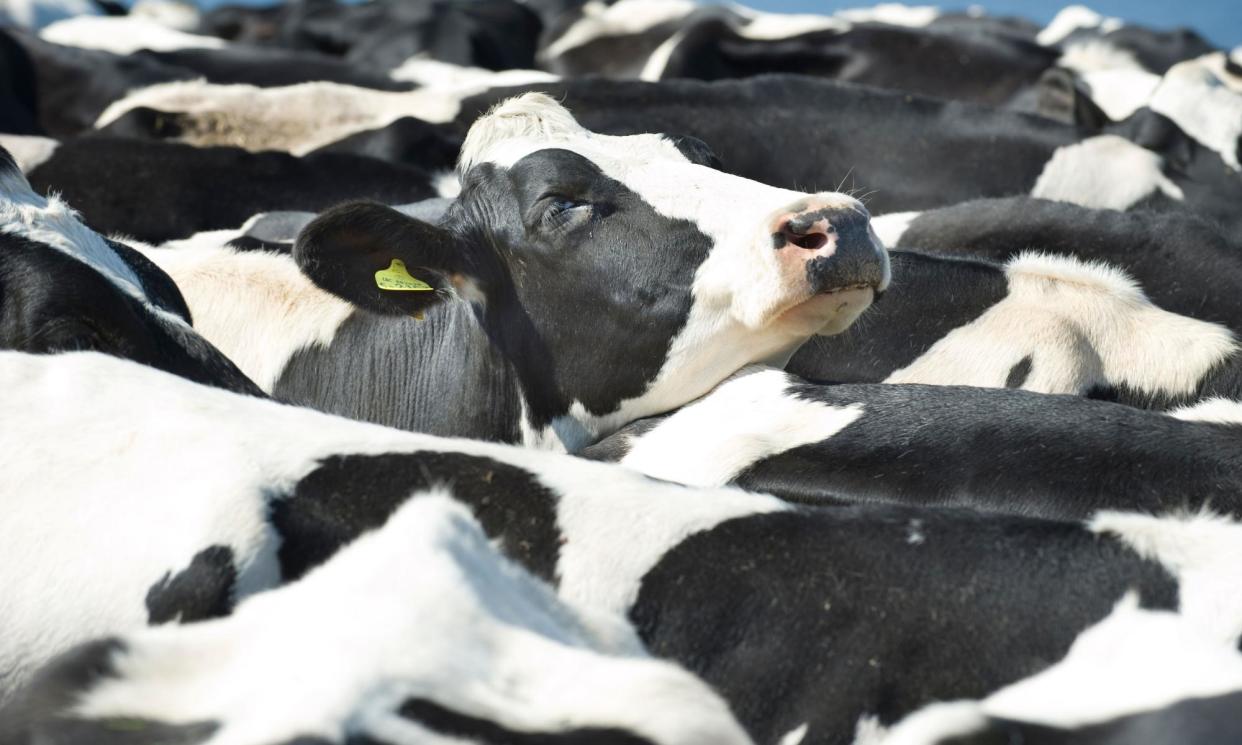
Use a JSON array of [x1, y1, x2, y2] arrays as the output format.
[[787, 231, 828, 251]]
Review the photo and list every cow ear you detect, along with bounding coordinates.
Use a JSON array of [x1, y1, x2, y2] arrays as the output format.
[[1037, 68, 1109, 130], [293, 202, 481, 317]]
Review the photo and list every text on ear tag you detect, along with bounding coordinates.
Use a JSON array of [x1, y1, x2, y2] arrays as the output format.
[[375, 259, 434, 291]]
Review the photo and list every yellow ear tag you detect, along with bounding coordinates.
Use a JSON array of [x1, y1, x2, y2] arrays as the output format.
[[375, 259, 433, 292]]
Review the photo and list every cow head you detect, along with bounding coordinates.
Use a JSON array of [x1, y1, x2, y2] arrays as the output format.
[[0, 146, 261, 395], [296, 94, 887, 449]]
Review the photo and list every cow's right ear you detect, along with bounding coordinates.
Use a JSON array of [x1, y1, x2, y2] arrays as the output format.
[[293, 202, 481, 317], [1036, 68, 1109, 130]]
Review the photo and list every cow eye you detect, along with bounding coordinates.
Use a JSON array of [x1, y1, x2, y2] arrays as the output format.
[[541, 195, 593, 230]]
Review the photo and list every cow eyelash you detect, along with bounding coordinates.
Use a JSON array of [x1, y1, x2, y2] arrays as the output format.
[[541, 196, 592, 229]]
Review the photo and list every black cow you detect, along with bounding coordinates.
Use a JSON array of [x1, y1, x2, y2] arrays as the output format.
[[0, 145, 257, 393]]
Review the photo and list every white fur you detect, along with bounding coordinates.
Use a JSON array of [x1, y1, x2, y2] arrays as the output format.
[[95, 80, 462, 155], [1092, 511, 1242, 641], [1058, 39, 1144, 75], [432, 169, 461, 198], [886, 253, 1238, 399], [835, 4, 938, 27], [0, 134, 59, 173], [1077, 67, 1160, 120], [780, 722, 810, 745], [0, 0, 96, 30], [458, 94, 885, 443], [730, 5, 849, 39], [1036, 5, 1123, 47], [0, 350, 788, 699], [885, 597, 1242, 743], [40, 16, 226, 54], [1150, 54, 1242, 170], [639, 29, 686, 81], [389, 58, 558, 88], [69, 495, 753, 745], [1032, 134, 1184, 209], [1169, 397, 1242, 425], [542, 0, 697, 59], [870, 211, 920, 247], [620, 366, 864, 487], [137, 240, 354, 391], [130, 0, 202, 32], [0, 162, 188, 329], [851, 714, 889, 745]]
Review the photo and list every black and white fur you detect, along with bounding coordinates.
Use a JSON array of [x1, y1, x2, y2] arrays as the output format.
[[5, 351, 1242, 745], [1, 495, 752, 745], [584, 366, 1242, 519], [142, 93, 888, 450], [787, 248, 1242, 410], [0, 145, 258, 394]]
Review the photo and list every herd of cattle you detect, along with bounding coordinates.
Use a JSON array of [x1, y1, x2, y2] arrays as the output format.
[[2, 0, 1242, 743]]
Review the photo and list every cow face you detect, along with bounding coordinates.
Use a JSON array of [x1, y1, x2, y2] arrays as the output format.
[[295, 94, 887, 447], [0, 147, 261, 395]]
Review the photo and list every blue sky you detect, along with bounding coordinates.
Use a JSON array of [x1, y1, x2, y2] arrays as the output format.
[[172, 1, 1242, 50]]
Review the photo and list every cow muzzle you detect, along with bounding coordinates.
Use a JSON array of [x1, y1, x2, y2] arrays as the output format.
[[767, 198, 888, 335]]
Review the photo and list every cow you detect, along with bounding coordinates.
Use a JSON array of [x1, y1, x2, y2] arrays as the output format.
[[785, 248, 1242, 409], [582, 366, 1242, 518], [882, 597, 1242, 744], [22, 136, 442, 243], [0, 144, 258, 393], [5, 349, 1242, 745], [881, 196, 1242, 332], [139, 93, 889, 449], [0, 495, 753, 745]]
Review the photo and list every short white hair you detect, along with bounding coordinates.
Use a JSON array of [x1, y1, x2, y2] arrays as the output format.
[[458, 93, 586, 173]]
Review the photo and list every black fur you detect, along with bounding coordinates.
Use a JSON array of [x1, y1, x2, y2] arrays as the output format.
[[284, 148, 717, 441], [940, 691, 1242, 745], [631, 506, 1178, 745], [0, 233, 261, 395], [27, 138, 437, 243], [271, 452, 562, 583], [588, 377, 1242, 520], [144, 545, 236, 625], [788, 250, 1008, 384]]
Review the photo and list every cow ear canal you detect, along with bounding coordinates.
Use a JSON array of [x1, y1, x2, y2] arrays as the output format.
[[293, 201, 479, 318]]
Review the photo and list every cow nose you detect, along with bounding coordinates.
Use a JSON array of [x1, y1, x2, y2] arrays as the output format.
[[769, 199, 885, 294], [776, 213, 835, 252]]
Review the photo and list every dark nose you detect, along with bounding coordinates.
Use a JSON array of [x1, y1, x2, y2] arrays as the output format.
[[774, 204, 884, 294]]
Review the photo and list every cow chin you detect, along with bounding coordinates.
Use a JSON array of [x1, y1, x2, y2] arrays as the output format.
[[779, 286, 876, 337]]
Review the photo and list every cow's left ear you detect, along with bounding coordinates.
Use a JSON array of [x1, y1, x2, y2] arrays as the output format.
[[294, 202, 483, 317], [1036, 67, 1109, 130]]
